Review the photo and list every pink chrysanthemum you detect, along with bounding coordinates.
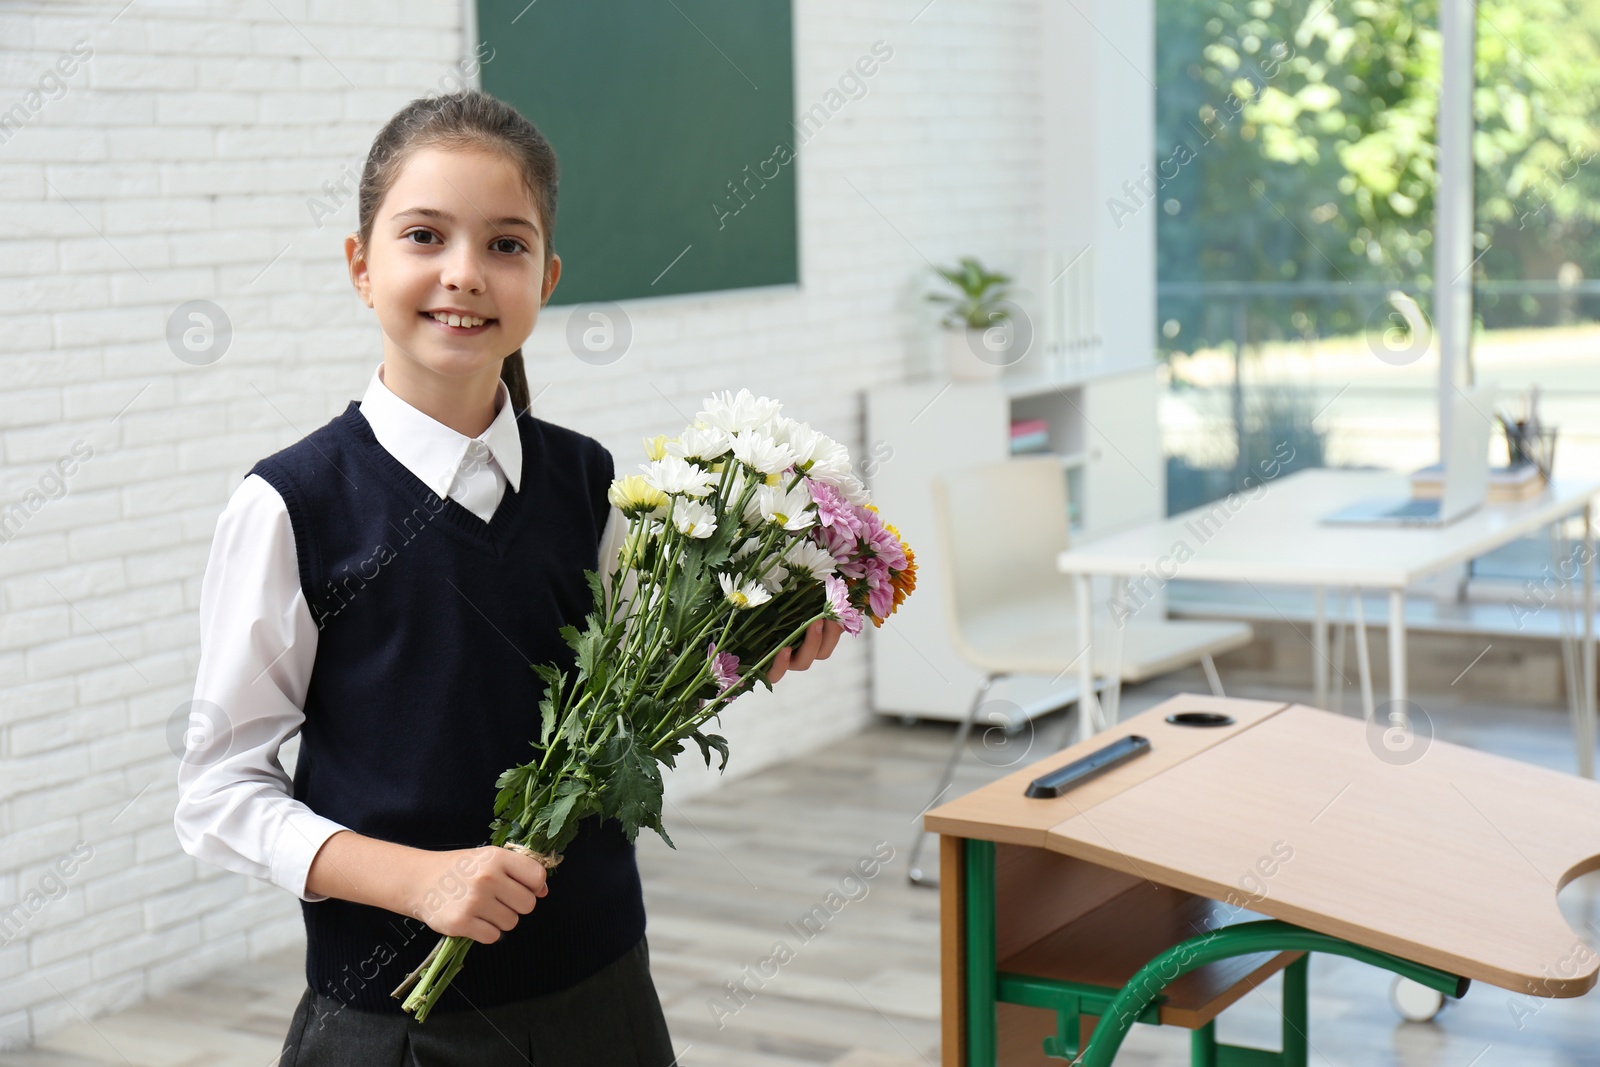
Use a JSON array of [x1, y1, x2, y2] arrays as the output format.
[[807, 478, 863, 536], [707, 642, 741, 693], [867, 571, 896, 620], [861, 517, 907, 570], [823, 575, 865, 636]]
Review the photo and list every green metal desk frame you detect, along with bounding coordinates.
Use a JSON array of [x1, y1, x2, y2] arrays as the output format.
[[961, 838, 1471, 1066]]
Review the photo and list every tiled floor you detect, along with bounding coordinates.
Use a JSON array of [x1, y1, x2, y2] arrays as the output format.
[[6, 670, 1600, 1066]]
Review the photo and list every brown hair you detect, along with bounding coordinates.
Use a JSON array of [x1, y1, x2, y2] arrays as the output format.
[[354, 89, 558, 416]]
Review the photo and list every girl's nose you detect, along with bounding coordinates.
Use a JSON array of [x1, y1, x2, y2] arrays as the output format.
[[439, 248, 487, 293]]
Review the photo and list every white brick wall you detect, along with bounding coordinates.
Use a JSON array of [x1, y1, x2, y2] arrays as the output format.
[[0, 0, 1047, 1047]]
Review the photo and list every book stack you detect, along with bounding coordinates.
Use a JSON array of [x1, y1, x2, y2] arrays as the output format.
[[1409, 462, 1547, 503], [1010, 418, 1050, 454]]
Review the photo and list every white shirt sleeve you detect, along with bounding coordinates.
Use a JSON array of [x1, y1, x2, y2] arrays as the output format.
[[173, 473, 350, 903], [597, 502, 639, 625]]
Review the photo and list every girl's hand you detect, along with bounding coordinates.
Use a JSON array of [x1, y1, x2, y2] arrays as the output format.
[[769, 619, 844, 684], [405, 845, 550, 944]]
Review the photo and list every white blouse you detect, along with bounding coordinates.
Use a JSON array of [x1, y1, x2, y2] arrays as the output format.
[[173, 362, 627, 903]]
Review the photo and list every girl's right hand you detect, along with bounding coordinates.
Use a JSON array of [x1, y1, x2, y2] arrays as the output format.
[[406, 845, 550, 944]]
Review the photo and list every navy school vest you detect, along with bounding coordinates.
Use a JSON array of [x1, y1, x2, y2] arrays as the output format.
[[246, 399, 645, 1015]]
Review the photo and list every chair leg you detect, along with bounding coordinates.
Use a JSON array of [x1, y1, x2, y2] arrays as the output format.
[[1189, 1020, 1218, 1067], [1352, 587, 1376, 721], [907, 673, 1004, 887], [1331, 593, 1348, 715], [1201, 654, 1225, 697]]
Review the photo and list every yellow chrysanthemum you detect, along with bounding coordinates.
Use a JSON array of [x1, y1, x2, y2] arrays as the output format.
[[642, 433, 670, 461], [866, 522, 916, 628], [618, 526, 650, 569], [608, 474, 669, 516]]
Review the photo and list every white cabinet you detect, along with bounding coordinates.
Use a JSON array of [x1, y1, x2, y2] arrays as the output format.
[[864, 365, 1162, 724], [1081, 369, 1164, 539]]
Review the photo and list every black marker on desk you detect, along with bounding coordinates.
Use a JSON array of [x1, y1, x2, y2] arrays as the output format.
[[1024, 734, 1151, 798]]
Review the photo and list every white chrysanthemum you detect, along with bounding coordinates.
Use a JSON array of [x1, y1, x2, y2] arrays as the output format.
[[730, 429, 797, 475], [780, 421, 853, 481], [697, 388, 783, 435], [671, 499, 718, 538], [718, 572, 773, 609], [755, 559, 789, 594], [821, 470, 872, 507], [784, 539, 838, 582], [732, 536, 790, 592], [744, 481, 816, 531], [639, 455, 718, 498], [665, 425, 732, 461], [723, 465, 768, 519]]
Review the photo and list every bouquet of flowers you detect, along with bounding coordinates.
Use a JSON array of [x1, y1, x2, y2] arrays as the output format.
[[392, 389, 917, 1020]]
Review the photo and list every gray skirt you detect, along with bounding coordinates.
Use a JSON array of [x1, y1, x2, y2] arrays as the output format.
[[277, 934, 675, 1067]]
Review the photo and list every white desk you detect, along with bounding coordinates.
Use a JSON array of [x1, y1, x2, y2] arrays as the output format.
[[1056, 469, 1600, 775]]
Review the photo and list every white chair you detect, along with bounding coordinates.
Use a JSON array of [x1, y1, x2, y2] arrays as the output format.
[[905, 455, 1254, 886]]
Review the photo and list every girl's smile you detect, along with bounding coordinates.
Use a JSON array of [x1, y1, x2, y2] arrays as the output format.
[[422, 306, 496, 334]]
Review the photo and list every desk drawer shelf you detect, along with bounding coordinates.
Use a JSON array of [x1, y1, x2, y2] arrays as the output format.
[[997, 882, 1300, 1032]]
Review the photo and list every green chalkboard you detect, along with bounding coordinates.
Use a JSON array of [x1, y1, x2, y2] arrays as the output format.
[[476, 0, 798, 306]]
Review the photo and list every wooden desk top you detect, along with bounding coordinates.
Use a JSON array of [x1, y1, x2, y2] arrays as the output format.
[[925, 693, 1600, 997]]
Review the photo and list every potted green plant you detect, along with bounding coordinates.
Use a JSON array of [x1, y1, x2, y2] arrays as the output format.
[[926, 256, 1016, 381]]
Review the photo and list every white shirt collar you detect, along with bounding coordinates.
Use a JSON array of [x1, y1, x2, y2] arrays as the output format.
[[357, 362, 523, 499]]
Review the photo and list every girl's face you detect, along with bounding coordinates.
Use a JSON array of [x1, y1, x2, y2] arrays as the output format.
[[346, 145, 560, 391]]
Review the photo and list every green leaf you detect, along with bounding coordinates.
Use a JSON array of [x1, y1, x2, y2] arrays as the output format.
[[626, 695, 670, 735], [531, 662, 565, 697], [597, 737, 664, 843], [542, 791, 580, 841], [691, 730, 730, 772], [538, 694, 558, 746], [559, 623, 582, 651], [560, 705, 588, 748], [585, 567, 605, 605]]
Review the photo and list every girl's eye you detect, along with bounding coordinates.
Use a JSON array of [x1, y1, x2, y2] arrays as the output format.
[[403, 229, 440, 246], [493, 237, 528, 255]]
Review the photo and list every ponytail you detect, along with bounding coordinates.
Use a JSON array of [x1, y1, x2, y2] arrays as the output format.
[[501, 350, 531, 417]]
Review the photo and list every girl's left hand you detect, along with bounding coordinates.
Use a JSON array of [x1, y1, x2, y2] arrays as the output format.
[[769, 619, 844, 684]]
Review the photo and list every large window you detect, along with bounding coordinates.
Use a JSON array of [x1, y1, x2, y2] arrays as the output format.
[[1156, 0, 1600, 533]]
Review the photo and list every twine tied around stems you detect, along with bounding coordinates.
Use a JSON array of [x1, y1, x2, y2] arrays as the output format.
[[389, 842, 565, 1002], [501, 841, 564, 870]]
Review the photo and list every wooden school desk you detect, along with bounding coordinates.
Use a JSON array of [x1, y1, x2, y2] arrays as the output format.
[[924, 693, 1600, 1066]]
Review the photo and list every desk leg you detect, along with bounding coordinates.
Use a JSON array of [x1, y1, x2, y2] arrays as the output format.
[[1352, 588, 1376, 721], [1107, 576, 1127, 727], [1075, 573, 1101, 742], [940, 835, 966, 1067], [1313, 586, 1328, 710], [964, 838, 997, 1067], [1584, 504, 1596, 779], [1388, 588, 1408, 708]]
